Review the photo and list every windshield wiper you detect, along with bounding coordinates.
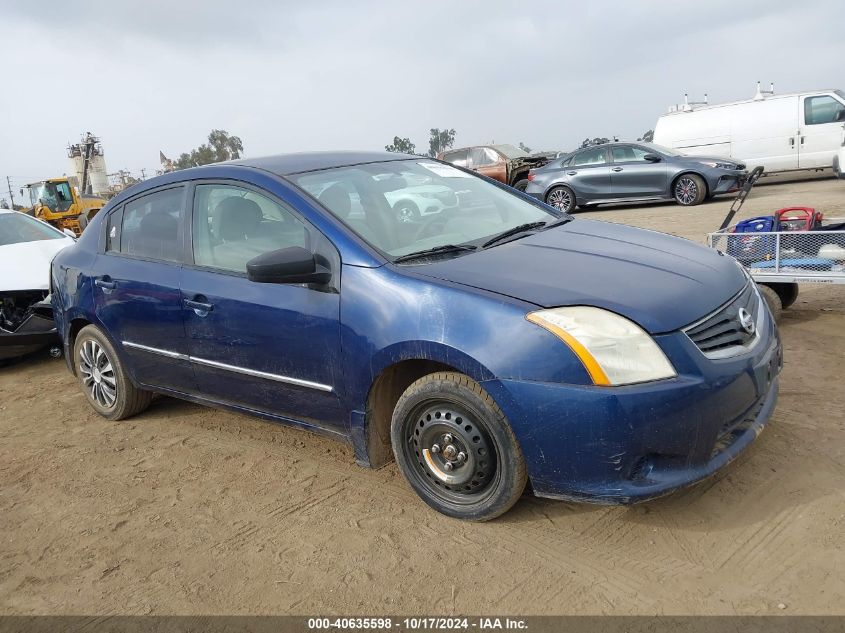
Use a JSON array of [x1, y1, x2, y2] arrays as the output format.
[[482, 221, 547, 248], [393, 244, 478, 264]]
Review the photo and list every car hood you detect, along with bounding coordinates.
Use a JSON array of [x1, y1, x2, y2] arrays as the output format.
[[0, 237, 74, 291], [412, 219, 745, 333]]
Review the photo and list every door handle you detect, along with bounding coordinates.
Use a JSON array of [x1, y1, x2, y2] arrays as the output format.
[[800, 136, 805, 145], [95, 278, 117, 290], [611, 167, 623, 172], [790, 137, 795, 147], [566, 171, 577, 176], [184, 298, 214, 315]]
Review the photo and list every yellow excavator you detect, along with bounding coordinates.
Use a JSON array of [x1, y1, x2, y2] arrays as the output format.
[[23, 177, 105, 235], [23, 134, 107, 235]]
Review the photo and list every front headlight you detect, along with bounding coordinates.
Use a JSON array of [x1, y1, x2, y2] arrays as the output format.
[[699, 160, 736, 170], [526, 307, 677, 386]]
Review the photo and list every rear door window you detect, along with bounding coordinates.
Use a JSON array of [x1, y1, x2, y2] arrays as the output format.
[[573, 147, 608, 167], [120, 187, 186, 262]]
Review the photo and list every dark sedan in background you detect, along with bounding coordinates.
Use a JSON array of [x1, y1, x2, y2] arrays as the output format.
[[525, 142, 747, 212]]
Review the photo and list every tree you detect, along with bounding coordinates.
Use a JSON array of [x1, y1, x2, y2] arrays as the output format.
[[385, 136, 416, 154], [428, 128, 456, 157], [637, 129, 654, 142], [174, 129, 244, 169], [518, 142, 532, 154]]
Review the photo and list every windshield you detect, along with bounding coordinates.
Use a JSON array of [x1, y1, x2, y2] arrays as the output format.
[[0, 212, 65, 246], [641, 142, 685, 157], [492, 144, 529, 159], [27, 181, 73, 211], [291, 159, 560, 259]]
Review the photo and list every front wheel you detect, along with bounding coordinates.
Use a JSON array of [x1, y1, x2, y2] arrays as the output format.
[[546, 186, 576, 213], [73, 325, 152, 420], [391, 372, 527, 521], [673, 174, 707, 206]]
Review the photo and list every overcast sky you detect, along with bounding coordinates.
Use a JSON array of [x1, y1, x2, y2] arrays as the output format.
[[1, 0, 843, 200]]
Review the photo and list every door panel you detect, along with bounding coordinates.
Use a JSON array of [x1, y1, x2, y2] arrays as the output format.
[[799, 94, 845, 168], [183, 182, 344, 432], [563, 147, 612, 200], [93, 188, 193, 392], [180, 269, 344, 429], [608, 145, 668, 197]]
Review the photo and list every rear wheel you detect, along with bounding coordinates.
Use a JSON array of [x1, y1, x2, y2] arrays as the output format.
[[546, 186, 576, 213], [73, 325, 152, 420], [673, 174, 707, 206], [391, 372, 527, 521], [758, 284, 783, 323]]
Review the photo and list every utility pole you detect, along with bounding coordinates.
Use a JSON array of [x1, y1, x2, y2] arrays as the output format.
[[5, 176, 15, 208]]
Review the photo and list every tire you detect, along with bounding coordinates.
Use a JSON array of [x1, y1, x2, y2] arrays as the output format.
[[393, 200, 420, 223], [391, 371, 527, 521], [673, 173, 707, 206], [758, 284, 783, 323], [73, 325, 152, 420], [512, 179, 529, 192], [545, 186, 576, 213], [770, 282, 799, 309]]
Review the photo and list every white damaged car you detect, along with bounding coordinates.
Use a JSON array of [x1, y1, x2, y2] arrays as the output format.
[[0, 209, 75, 361]]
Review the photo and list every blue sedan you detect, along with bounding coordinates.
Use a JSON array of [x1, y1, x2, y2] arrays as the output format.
[[51, 151, 782, 520]]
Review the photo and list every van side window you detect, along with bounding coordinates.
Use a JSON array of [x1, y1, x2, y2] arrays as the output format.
[[192, 184, 309, 274], [804, 96, 845, 125], [120, 187, 185, 262]]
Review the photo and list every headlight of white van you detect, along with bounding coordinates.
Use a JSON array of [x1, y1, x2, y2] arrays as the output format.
[[526, 307, 677, 386]]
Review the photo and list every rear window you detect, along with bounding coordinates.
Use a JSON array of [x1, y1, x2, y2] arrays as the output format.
[[0, 212, 65, 246], [119, 187, 185, 262]]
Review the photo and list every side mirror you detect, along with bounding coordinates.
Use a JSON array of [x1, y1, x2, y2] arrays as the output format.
[[643, 153, 662, 162], [63, 228, 76, 238], [246, 246, 331, 285]]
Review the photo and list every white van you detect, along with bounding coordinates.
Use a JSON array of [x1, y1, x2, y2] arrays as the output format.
[[653, 88, 845, 174]]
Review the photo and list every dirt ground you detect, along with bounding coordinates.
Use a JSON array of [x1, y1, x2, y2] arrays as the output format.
[[1, 177, 844, 616]]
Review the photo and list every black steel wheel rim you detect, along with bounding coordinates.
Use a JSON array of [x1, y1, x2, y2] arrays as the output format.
[[675, 177, 697, 204], [402, 400, 499, 505], [547, 188, 572, 212]]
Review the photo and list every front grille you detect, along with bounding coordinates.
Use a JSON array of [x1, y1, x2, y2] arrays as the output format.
[[684, 283, 759, 357]]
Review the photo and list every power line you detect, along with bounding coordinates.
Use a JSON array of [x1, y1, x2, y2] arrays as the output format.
[[5, 176, 15, 208]]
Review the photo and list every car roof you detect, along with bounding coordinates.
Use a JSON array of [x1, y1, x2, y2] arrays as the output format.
[[228, 151, 416, 176]]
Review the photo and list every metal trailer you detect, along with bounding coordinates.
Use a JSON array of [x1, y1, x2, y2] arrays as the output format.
[[707, 167, 845, 319]]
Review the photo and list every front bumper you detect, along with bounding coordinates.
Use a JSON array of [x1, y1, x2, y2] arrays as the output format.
[[481, 311, 782, 503], [0, 313, 58, 360], [708, 169, 747, 195]]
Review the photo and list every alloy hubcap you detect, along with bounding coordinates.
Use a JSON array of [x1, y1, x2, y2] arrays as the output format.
[[79, 339, 117, 408], [397, 205, 415, 222], [406, 404, 496, 501], [547, 189, 572, 211], [676, 178, 697, 204]]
